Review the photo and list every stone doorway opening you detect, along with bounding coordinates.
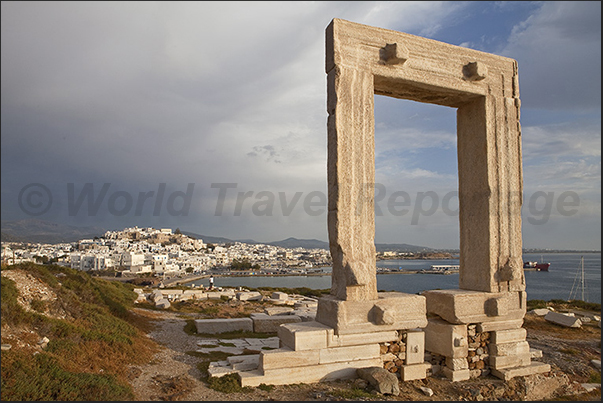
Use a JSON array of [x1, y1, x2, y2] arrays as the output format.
[[373, 95, 459, 256]]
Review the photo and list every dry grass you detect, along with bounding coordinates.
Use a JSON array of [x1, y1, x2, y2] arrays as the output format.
[[1, 263, 160, 401]]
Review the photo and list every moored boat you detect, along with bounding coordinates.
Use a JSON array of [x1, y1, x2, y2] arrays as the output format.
[[523, 261, 550, 271]]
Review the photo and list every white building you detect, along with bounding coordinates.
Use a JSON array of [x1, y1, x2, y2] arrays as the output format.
[[122, 251, 145, 268], [70, 253, 112, 271]]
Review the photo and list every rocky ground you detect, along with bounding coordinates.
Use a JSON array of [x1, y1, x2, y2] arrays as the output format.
[[2, 268, 600, 401], [127, 305, 601, 401]]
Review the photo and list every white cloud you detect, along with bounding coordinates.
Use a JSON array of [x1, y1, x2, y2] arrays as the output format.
[[522, 122, 601, 193], [501, 1, 601, 110]]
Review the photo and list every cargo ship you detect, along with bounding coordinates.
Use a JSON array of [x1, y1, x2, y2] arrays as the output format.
[[523, 260, 550, 271]]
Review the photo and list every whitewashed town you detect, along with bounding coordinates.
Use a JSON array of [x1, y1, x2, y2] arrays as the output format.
[[0, 226, 339, 282]]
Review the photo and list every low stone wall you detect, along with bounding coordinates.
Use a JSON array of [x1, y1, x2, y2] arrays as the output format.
[[467, 324, 490, 377]]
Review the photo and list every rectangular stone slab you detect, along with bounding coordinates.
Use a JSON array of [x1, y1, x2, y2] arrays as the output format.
[[400, 362, 431, 381], [319, 343, 381, 364], [250, 313, 302, 333], [490, 328, 527, 344], [239, 357, 383, 387], [544, 311, 582, 328], [424, 289, 526, 324], [326, 329, 399, 348], [316, 292, 427, 334], [260, 348, 320, 371], [278, 321, 330, 351], [194, 318, 253, 334], [424, 318, 467, 358], [405, 330, 425, 365], [491, 362, 551, 381]]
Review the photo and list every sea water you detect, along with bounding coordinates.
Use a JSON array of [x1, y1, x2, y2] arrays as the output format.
[[187, 252, 601, 303]]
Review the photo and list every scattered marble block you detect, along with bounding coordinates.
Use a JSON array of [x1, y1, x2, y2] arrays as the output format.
[[195, 318, 253, 334], [544, 311, 582, 328]]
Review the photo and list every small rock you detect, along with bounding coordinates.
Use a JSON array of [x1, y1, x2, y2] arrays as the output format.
[[590, 359, 601, 370], [1, 344, 11, 351], [419, 386, 434, 396], [528, 308, 551, 316], [581, 383, 601, 393], [388, 343, 400, 354]]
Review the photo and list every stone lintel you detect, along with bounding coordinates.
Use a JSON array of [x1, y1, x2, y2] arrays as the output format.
[[490, 362, 551, 381], [316, 292, 427, 334], [424, 289, 526, 324], [326, 18, 509, 105]]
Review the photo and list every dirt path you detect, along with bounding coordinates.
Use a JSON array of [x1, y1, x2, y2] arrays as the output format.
[[127, 308, 363, 401]]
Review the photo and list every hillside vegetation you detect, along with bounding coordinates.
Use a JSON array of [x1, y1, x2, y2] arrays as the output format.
[[1, 262, 158, 401]]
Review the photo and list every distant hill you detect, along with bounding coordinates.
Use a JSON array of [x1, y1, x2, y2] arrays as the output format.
[[375, 242, 433, 252], [182, 232, 329, 249], [268, 237, 329, 249], [1, 220, 434, 252], [182, 231, 431, 252], [1, 219, 107, 244]]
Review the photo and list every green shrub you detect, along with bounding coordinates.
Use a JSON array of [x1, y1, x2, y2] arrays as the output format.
[[0, 351, 133, 401], [257, 383, 274, 392], [30, 298, 46, 312], [206, 373, 252, 393], [1, 276, 32, 326], [0, 263, 157, 401], [527, 299, 548, 310], [587, 370, 601, 384]]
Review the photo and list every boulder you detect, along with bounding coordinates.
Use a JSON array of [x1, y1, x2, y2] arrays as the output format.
[[236, 291, 263, 301], [271, 291, 289, 300], [356, 366, 400, 396], [155, 298, 171, 309]]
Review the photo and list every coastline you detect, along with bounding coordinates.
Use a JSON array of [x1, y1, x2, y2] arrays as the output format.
[[169, 270, 460, 287], [107, 266, 549, 288]]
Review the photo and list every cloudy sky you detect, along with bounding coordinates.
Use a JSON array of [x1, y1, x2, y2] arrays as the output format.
[[1, 1, 600, 250]]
